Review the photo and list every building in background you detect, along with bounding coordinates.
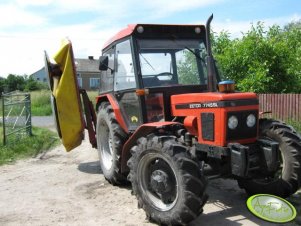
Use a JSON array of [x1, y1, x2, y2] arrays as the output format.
[[31, 56, 101, 91], [31, 67, 47, 83], [75, 56, 100, 91]]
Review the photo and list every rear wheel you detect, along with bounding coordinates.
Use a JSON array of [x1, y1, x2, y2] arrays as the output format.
[[127, 134, 207, 225], [96, 102, 127, 185], [238, 118, 301, 198]]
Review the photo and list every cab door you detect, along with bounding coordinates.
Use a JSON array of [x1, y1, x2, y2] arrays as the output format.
[[113, 39, 142, 131]]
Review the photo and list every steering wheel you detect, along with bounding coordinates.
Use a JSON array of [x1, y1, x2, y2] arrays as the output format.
[[156, 72, 174, 80], [157, 72, 173, 76]]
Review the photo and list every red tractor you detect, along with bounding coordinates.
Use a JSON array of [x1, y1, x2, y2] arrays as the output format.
[[46, 15, 301, 225]]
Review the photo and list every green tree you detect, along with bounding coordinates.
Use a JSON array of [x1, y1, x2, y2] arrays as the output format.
[[5, 74, 26, 92], [212, 21, 301, 93], [24, 76, 39, 91], [178, 51, 201, 85]]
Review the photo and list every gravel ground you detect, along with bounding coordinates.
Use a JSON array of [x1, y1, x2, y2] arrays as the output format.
[[0, 119, 300, 226]]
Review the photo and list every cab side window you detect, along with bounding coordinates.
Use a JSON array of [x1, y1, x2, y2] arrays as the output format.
[[114, 40, 136, 91]]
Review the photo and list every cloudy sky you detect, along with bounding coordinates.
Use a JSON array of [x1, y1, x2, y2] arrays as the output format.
[[0, 0, 300, 77]]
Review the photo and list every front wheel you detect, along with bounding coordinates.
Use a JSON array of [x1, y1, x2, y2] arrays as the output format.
[[127, 134, 207, 225], [96, 102, 127, 185], [238, 118, 301, 198]]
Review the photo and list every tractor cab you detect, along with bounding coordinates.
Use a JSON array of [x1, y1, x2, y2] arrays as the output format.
[[98, 24, 217, 131]]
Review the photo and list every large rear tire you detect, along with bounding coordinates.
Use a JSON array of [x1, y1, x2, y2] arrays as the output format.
[[127, 134, 207, 225], [238, 118, 301, 198], [96, 102, 127, 185]]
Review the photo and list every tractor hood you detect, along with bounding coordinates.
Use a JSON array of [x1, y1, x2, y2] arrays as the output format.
[[171, 92, 259, 146]]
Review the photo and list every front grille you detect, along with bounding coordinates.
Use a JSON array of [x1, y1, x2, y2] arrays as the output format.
[[226, 110, 258, 141], [201, 113, 214, 141]]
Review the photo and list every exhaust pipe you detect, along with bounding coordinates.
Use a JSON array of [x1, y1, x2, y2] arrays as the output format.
[[206, 14, 217, 92]]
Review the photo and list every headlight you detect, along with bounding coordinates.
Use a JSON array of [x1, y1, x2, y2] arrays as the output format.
[[228, 116, 238, 130], [246, 114, 256, 127]]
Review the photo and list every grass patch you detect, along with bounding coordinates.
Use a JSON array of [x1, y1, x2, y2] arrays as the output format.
[[30, 90, 99, 116], [0, 127, 59, 165], [31, 90, 52, 116]]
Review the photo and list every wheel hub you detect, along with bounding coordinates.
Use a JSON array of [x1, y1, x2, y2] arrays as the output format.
[[150, 170, 171, 194]]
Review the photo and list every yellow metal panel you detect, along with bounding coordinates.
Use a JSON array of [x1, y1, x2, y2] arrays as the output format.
[[52, 39, 84, 151]]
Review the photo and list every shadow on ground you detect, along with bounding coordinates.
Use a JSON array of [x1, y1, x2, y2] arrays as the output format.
[[77, 161, 300, 226], [191, 178, 300, 226]]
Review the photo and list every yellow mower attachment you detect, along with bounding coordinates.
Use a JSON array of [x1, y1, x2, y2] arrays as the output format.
[[45, 39, 85, 151]]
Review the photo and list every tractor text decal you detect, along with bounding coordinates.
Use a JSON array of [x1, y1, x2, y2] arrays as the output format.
[[189, 102, 218, 109], [175, 98, 259, 109]]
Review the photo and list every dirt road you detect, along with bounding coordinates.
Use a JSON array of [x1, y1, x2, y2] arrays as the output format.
[[0, 133, 300, 226]]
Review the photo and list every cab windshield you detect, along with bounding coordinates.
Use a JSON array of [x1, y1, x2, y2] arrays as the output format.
[[137, 39, 208, 88]]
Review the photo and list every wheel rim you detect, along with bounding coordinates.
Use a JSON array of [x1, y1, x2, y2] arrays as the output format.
[[98, 120, 113, 170], [137, 152, 178, 211]]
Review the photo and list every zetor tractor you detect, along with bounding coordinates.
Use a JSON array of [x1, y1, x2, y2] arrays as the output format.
[[47, 15, 301, 225]]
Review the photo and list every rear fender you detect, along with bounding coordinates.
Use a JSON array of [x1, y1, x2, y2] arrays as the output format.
[[120, 121, 181, 173], [96, 94, 128, 133]]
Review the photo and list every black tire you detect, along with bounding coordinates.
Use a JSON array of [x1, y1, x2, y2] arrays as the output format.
[[127, 134, 207, 225], [96, 102, 127, 185], [238, 118, 301, 198]]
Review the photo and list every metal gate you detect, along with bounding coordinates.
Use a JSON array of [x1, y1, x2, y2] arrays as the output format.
[[2, 92, 32, 145]]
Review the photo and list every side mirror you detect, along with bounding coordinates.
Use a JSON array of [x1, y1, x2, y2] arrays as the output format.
[[99, 56, 109, 71]]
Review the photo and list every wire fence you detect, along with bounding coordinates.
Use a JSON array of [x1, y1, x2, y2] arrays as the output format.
[[1, 91, 32, 145]]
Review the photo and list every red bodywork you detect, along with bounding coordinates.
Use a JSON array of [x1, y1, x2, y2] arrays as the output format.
[[171, 92, 259, 146], [103, 24, 136, 49]]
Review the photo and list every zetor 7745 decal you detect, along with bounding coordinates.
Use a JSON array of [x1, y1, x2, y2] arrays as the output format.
[[45, 15, 301, 226]]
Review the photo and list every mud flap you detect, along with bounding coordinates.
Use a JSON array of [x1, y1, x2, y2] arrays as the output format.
[[258, 139, 280, 172], [44, 39, 85, 151], [229, 143, 248, 177], [229, 140, 280, 178]]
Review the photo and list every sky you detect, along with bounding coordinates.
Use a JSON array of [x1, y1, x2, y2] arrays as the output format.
[[0, 0, 300, 77]]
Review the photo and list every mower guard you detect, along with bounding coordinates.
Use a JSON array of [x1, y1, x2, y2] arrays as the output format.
[[44, 39, 85, 151]]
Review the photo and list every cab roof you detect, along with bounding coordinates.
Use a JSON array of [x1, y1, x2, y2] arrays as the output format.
[[102, 24, 206, 50]]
